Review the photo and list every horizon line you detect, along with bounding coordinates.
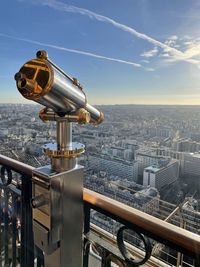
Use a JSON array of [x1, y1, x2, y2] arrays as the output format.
[[1, 102, 200, 107]]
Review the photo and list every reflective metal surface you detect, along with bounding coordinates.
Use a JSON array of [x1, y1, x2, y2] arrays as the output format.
[[57, 121, 72, 150], [51, 157, 77, 173], [32, 165, 84, 267]]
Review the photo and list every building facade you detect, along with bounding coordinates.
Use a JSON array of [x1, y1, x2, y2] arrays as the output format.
[[143, 159, 179, 190], [88, 154, 138, 181]]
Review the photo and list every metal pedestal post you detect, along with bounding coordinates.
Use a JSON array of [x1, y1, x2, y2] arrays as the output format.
[[44, 166, 84, 267], [32, 121, 84, 267]]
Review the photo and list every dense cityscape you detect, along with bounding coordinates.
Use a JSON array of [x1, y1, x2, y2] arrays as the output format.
[[1, 0, 200, 265], [1, 103, 200, 265]]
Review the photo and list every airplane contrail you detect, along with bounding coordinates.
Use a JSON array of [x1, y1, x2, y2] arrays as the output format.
[[27, 0, 200, 65], [0, 33, 142, 68]]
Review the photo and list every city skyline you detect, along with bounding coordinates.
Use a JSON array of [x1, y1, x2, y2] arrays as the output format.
[[1, 1, 200, 104], [0, 103, 199, 265]]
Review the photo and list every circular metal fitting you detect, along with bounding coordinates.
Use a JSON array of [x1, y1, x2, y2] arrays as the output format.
[[0, 166, 12, 186], [117, 226, 152, 266], [93, 111, 104, 125], [43, 142, 85, 158], [31, 194, 48, 209]]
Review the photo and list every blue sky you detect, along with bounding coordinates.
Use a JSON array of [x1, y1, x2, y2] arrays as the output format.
[[1, 0, 200, 104]]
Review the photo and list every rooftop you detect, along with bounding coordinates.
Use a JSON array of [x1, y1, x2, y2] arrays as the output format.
[[144, 159, 178, 173]]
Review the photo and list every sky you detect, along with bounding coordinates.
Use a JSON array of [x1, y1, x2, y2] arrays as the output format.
[[1, 0, 200, 105]]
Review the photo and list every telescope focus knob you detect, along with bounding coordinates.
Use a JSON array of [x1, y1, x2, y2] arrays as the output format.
[[77, 108, 91, 124], [36, 50, 48, 60], [31, 194, 49, 209]]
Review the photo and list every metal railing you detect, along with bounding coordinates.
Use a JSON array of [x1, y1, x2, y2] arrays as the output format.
[[0, 154, 199, 266], [0, 155, 42, 267]]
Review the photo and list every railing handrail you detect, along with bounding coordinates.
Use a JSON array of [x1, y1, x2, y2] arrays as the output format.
[[84, 188, 200, 257], [0, 154, 34, 175], [0, 154, 199, 258]]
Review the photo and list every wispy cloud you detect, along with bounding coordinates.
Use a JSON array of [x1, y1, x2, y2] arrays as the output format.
[[144, 67, 155, 72], [22, 0, 200, 66], [164, 36, 178, 47], [141, 47, 158, 58], [168, 35, 178, 41], [141, 59, 150, 64], [161, 36, 200, 65], [0, 33, 142, 68]]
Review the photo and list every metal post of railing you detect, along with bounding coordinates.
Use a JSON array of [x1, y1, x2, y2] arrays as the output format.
[[101, 250, 111, 267], [3, 189, 9, 266], [11, 194, 17, 267], [20, 174, 34, 267], [83, 204, 91, 267], [0, 189, 2, 267], [35, 246, 45, 267]]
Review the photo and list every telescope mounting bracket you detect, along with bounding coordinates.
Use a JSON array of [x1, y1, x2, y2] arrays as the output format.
[[39, 107, 88, 163]]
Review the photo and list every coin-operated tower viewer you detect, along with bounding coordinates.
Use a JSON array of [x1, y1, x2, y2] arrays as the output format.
[[15, 50, 104, 267]]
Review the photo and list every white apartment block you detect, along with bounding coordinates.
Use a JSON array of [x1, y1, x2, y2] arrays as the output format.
[[143, 159, 179, 190]]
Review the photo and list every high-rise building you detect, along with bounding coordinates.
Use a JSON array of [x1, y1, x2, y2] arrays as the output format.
[[143, 159, 179, 190], [147, 127, 172, 138], [136, 152, 168, 175], [156, 147, 185, 161], [172, 138, 200, 153], [182, 153, 200, 177]]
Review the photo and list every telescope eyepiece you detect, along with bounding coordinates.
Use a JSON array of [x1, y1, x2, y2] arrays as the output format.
[[16, 75, 43, 96], [18, 78, 27, 89]]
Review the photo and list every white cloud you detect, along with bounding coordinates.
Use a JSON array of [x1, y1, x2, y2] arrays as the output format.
[[21, 0, 200, 67], [141, 59, 150, 63], [182, 41, 200, 59], [184, 41, 193, 46], [141, 47, 158, 58], [165, 39, 176, 47], [144, 67, 155, 72], [160, 35, 200, 66], [168, 35, 178, 41], [161, 53, 170, 58], [164, 35, 179, 48], [16, 0, 200, 69], [182, 35, 192, 40]]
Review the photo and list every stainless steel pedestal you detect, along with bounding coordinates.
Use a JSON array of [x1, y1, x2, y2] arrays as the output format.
[[32, 164, 84, 267]]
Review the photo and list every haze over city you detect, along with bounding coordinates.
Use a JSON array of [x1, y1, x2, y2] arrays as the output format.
[[1, 0, 200, 105]]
